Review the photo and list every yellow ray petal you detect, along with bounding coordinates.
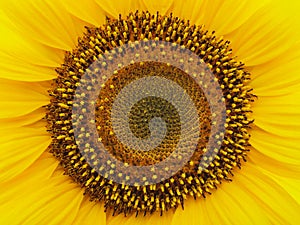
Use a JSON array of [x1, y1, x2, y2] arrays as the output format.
[[0, 107, 45, 128], [254, 111, 300, 128], [225, 3, 299, 67], [172, 174, 270, 225], [254, 121, 300, 139], [0, 18, 60, 81], [209, 183, 271, 225], [251, 93, 300, 138], [269, 0, 300, 32], [0, 18, 63, 67], [65, 0, 146, 25], [0, 0, 79, 51], [0, 127, 51, 183], [204, 0, 269, 36], [171, 197, 210, 225], [72, 197, 106, 225], [140, 0, 174, 15], [193, 0, 226, 29], [0, 79, 50, 118], [249, 42, 300, 96], [250, 127, 300, 164], [267, 175, 300, 205], [94, 0, 147, 19], [0, 56, 57, 82], [0, 152, 58, 204], [252, 93, 300, 118], [107, 210, 174, 225], [60, 0, 106, 27], [252, 91, 300, 110], [204, 197, 232, 225], [0, 11, 63, 68], [94, 0, 124, 18], [253, 107, 300, 130], [163, 0, 204, 24], [238, 163, 300, 224], [180, 0, 268, 37], [0, 175, 83, 225], [248, 148, 300, 179]]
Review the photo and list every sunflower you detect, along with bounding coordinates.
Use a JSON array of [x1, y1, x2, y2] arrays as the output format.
[[1, 0, 300, 224]]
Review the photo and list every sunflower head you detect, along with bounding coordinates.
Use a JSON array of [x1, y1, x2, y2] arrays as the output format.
[[1, 0, 300, 224], [45, 11, 254, 216]]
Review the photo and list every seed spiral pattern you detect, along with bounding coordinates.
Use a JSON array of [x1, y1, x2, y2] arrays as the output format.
[[46, 11, 254, 216], [95, 61, 211, 168]]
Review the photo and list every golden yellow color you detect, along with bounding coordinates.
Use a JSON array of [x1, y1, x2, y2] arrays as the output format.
[[0, 0, 300, 224]]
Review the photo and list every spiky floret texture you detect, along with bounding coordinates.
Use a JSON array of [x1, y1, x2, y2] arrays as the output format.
[[46, 11, 254, 216]]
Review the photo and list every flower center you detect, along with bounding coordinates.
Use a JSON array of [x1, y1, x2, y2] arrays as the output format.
[[94, 61, 211, 167], [46, 11, 254, 216]]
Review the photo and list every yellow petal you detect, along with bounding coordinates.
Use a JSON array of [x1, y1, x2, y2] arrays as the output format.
[[60, 0, 106, 27], [250, 127, 300, 164], [248, 148, 300, 179], [225, 2, 299, 66], [204, 0, 269, 36], [209, 183, 271, 225], [171, 197, 211, 225], [0, 79, 50, 118], [0, 152, 58, 204], [175, 0, 268, 37], [267, 175, 300, 205], [172, 174, 270, 225], [0, 54, 57, 81], [0, 107, 45, 128], [140, 0, 174, 15], [94, 0, 147, 19], [0, 47, 58, 81], [251, 92, 300, 138], [0, 16, 63, 67], [269, 0, 300, 33], [107, 210, 174, 225], [72, 197, 106, 225], [0, 0, 79, 50], [249, 42, 300, 96], [164, 0, 203, 24], [238, 163, 300, 224], [253, 120, 300, 139], [252, 95, 300, 121], [0, 127, 51, 183], [0, 174, 83, 225]]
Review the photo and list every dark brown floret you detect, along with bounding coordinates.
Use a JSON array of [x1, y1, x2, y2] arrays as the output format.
[[46, 11, 254, 216]]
